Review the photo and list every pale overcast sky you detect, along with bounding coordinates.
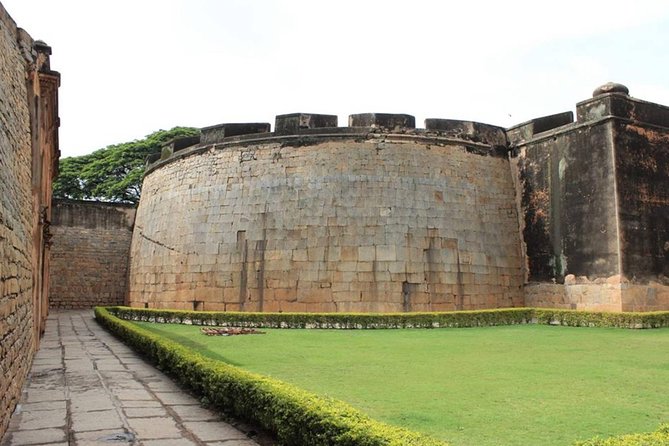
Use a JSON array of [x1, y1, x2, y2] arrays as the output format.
[[4, 0, 669, 158]]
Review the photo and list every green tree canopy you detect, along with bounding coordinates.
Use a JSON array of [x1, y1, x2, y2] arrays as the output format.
[[54, 127, 199, 203]]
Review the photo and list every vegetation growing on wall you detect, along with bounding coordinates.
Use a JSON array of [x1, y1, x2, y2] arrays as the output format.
[[54, 127, 199, 203]]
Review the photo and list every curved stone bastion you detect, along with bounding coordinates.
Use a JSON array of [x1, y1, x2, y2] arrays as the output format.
[[128, 113, 524, 312]]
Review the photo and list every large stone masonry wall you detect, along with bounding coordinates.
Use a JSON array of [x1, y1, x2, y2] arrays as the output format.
[[50, 200, 136, 309], [0, 6, 35, 435], [0, 2, 59, 438], [512, 84, 669, 311], [129, 115, 524, 312]]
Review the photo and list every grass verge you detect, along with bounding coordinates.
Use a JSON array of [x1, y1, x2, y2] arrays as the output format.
[[94, 307, 448, 446], [130, 321, 669, 446]]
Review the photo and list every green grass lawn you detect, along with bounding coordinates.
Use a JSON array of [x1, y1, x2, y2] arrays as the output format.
[[132, 322, 669, 446]]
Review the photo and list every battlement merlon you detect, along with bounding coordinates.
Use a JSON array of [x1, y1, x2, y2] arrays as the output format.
[[576, 89, 669, 129], [146, 113, 516, 172], [146, 83, 669, 173]]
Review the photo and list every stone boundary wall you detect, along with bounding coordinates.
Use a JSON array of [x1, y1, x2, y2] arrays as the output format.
[[49, 200, 136, 309], [129, 115, 525, 312], [0, 2, 60, 438]]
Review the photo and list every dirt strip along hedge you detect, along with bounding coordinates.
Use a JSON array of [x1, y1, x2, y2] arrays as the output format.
[[105, 306, 669, 329], [94, 307, 449, 446]]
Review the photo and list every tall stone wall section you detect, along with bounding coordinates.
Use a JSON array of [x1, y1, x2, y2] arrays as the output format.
[[129, 118, 524, 312], [0, 6, 35, 435], [0, 2, 59, 439], [49, 200, 136, 309], [511, 84, 669, 311]]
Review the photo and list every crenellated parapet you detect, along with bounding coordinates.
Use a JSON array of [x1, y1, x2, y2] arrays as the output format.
[[150, 112, 511, 174]]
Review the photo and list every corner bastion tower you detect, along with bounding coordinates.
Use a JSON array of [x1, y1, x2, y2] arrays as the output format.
[[128, 83, 669, 313]]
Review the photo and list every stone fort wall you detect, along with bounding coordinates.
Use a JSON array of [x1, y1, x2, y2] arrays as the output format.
[[0, 2, 59, 438], [128, 115, 525, 312], [49, 200, 136, 309], [129, 86, 669, 313], [511, 84, 669, 312]]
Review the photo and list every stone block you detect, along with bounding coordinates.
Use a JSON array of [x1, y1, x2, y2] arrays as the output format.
[[126, 417, 182, 440], [71, 409, 123, 432], [358, 246, 375, 262], [340, 246, 358, 262], [292, 249, 308, 262], [425, 119, 507, 147], [275, 113, 338, 135], [297, 288, 331, 303], [201, 123, 271, 144], [15, 409, 66, 430], [336, 262, 358, 272], [375, 245, 396, 262], [348, 113, 415, 130], [8, 428, 67, 445]]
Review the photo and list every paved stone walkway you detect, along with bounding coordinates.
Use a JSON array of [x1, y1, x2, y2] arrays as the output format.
[[1, 310, 265, 446]]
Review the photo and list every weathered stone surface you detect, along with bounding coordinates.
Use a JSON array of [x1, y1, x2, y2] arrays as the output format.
[[201, 123, 271, 144], [128, 133, 525, 312], [274, 113, 338, 135], [71, 410, 124, 432], [181, 421, 249, 442], [592, 82, 629, 97], [126, 417, 182, 439], [576, 91, 669, 128], [513, 86, 669, 311], [506, 111, 574, 144], [348, 113, 415, 130], [3, 427, 67, 445], [161, 135, 201, 160], [1, 311, 261, 445], [49, 200, 136, 309], [0, 2, 59, 439], [154, 392, 200, 406], [425, 119, 507, 147]]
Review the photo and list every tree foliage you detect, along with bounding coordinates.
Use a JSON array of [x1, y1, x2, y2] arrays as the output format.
[[54, 127, 199, 203]]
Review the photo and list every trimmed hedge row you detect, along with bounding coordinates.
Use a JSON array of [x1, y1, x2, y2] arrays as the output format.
[[94, 307, 448, 446], [106, 306, 535, 328], [573, 424, 669, 446], [105, 306, 669, 329], [533, 309, 669, 329]]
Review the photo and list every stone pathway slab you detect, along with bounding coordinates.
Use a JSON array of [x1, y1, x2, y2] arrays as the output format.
[[0, 310, 269, 446]]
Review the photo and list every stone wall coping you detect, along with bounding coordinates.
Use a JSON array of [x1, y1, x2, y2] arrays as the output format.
[[144, 128, 509, 176], [575, 92, 669, 129], [52, 198, 137, 209], [507, 113, 669, 149]]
